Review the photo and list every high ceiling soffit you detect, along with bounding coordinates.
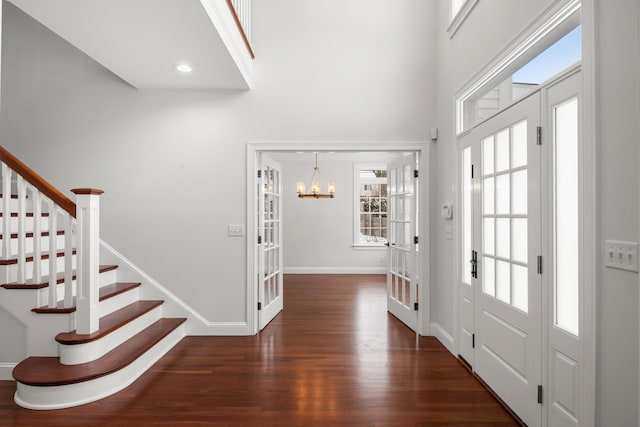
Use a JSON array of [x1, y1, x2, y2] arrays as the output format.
[[8, 0, 252, 89]]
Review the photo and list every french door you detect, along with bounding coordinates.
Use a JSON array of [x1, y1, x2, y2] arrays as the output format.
[[460, 93, 542, 426], [386, 154, 418, 331], [258, 154, 283, 330]]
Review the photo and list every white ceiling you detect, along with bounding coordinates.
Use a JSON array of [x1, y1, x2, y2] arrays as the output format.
[[8, 0, 250, 89]]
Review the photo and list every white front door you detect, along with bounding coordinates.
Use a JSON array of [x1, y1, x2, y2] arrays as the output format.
[[258, 154, 283, 330], [465, 93, 542, 426], [386, 154, 418, 331]]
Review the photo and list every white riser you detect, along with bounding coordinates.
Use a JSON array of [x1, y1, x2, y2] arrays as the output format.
[[0, 255, 77, 284], [1, 199, 19, 211], [3, 217, 51, 233], [2, 234, 68, 256], [0, 267, 122, 363], [35, 269, 117, 307], [60, 305, 163, 365], [14, 322, 185, 410], [100, 288, 139, 318]]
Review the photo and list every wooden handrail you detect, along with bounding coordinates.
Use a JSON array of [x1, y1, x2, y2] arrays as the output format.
[[0, 146, 76, 218], [226, 0, 255, 59]]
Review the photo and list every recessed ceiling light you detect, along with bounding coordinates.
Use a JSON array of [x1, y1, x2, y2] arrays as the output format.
[[175, 64, 193, 73]]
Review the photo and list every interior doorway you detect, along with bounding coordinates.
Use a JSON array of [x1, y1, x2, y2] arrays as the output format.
[[246, 142, 430, 335]]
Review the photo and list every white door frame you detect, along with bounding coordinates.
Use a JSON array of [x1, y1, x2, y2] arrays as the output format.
[[452, 1, 597, 424], [454, 65, 594, 426], [246, 141, 431, 336]]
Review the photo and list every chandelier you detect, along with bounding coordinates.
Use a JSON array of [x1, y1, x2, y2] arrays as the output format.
[[296, 153, 335, 199]]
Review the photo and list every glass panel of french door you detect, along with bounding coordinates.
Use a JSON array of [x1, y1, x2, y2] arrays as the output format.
[[473, 92, 542, 426], [258, 154, 283, 330], [386, 154, 418, 331]]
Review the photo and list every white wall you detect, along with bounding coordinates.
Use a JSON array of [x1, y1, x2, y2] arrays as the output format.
[[434, 0, 640, 425], [278, 155, 391, 274], [596, 0, 639, 424], [0, 1, 436, 324]]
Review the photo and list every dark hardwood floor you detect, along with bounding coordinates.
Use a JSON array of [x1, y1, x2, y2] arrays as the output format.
[[0, 274, 518, 426]]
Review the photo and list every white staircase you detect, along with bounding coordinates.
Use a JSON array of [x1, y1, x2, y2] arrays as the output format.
[[0, 146, 187, 410]]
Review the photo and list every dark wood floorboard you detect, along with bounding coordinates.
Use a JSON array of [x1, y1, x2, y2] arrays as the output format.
[[0, 274, 518, 426]]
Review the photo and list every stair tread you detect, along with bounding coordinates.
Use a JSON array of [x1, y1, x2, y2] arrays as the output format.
[[0, 248, 77, 266], [56, 300, 164, 345], [31, 282, 142, 314], [0, 264, 117, 289], [0, 230, 64, 240], [13, 318, 186, 386]]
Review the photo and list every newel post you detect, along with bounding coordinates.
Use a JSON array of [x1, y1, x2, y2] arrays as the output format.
[[72, 188, 104, 335]]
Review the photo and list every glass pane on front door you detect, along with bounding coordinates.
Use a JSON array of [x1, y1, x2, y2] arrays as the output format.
[[481, 121, 529, 313]]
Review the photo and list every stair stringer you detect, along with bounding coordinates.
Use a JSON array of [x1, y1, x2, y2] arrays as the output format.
[[0, 289, 74, 353], [99, 240, 249, 336]]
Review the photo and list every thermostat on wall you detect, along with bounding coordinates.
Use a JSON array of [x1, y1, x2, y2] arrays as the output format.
[[441, 203, 453, 219]]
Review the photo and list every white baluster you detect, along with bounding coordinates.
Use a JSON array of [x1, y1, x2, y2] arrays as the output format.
[[48, 202, 58, 308], [63, 214, 73, 308], [73, 189, 103, 335], [1, 164, 11, 260], [245, 0, 250, 41], [16, 176, 27, 283], [32, 190, 42, 284]]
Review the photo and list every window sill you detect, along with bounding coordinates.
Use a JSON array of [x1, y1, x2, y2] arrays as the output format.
[[352, 244, 387, 251]]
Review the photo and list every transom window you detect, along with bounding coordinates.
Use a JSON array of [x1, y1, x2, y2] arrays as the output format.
[[456, 1, 581, 133], [354, 166, 388, 246]]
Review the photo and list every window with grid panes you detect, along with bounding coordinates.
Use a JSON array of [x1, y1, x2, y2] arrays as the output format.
[[356, 168, 388, 245]]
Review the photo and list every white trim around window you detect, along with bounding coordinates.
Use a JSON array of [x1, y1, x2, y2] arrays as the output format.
[[353, 163, 389, 248]]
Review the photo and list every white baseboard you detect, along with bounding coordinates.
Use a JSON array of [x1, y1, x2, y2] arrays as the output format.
[[431, 322, 455, 355], [100, 240, 251, 336], [284, 267, 387, 274], [0, 363, 16, 381], [191, 322, 249, 336]]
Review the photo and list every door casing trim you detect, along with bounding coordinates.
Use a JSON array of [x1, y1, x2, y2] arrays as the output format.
[[246, 141, 431, 336]]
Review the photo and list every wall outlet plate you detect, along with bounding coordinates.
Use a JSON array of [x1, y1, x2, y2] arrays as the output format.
[[605, 240, 639, 272]]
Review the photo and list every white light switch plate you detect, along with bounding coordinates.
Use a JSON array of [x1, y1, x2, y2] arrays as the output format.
[[605, 240, 639, 272], [228, 224, 245, 237]]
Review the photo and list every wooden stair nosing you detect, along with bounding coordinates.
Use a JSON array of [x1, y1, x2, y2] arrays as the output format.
[[0, 248, 77, 266], [0, 264, 118, 289], [31, 282, 142, 314], [0, 230, 65, 240], [13, 318, 186, 386], [55, 300, 165, 345]]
